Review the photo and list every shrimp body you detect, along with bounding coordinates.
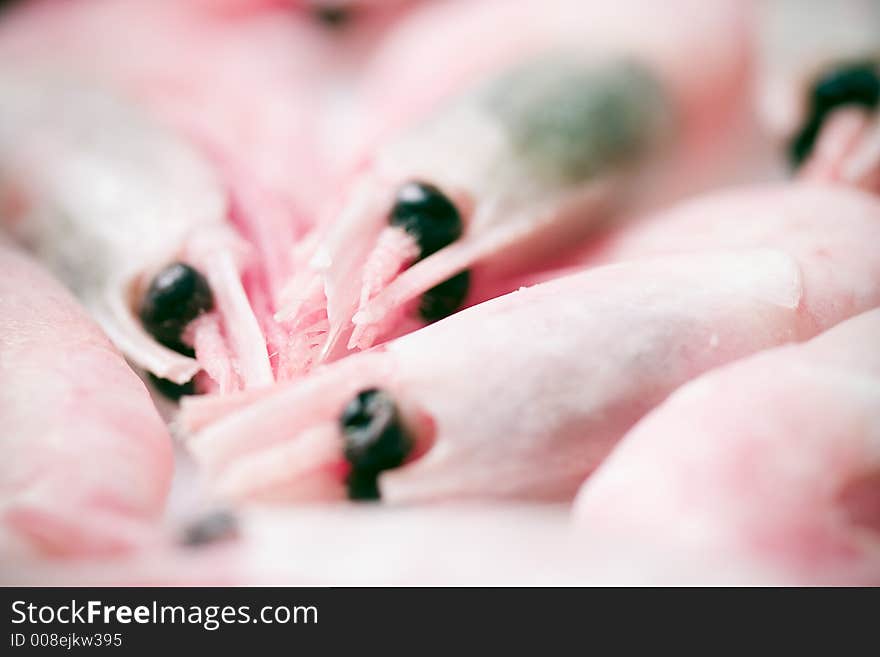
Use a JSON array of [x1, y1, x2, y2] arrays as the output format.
[[0, 243, 173, 558], [575, 308, 880, 586], [303, 55, 668, 357], [0, 71, 273, 391], [276, 0, 750, 369]]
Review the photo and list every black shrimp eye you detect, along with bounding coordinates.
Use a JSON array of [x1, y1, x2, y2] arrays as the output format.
[[139, 262, 214, 356], [811, 63, 880, 115], [790, 61, 880, 167], [389, 181, 463, 260], [419, 270, 470, 323], [339, 388, 413, 501], [180, 510, 239, 548]]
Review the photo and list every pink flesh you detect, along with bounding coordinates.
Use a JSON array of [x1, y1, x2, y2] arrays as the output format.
[[275, 0, 753, 368], [574, 309, 880, 586], [184, 181, 880, 504], [0, 243, 173, 558]]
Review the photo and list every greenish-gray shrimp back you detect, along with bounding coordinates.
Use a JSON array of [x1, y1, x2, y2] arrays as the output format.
[[485, 57, 670, 186]]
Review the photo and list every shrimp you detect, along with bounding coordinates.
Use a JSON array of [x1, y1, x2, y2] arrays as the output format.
[[575, 308, 880, 586], [274, 0, 751, 369], [758, 0, 880, 190], [0, 242, 173, 558], [0, 70, 273, 394], [182, 182, 880, 504]]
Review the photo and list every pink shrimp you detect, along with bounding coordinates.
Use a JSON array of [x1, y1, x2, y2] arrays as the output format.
[[575, 308, 880, 586], [182, 181, 880, 505], [273, 0, 751, 369], [0, 70, 274, 394], [0, 241, 173, 558], [757, 0, 880, 190]]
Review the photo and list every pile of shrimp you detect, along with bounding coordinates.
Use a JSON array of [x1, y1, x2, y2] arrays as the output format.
[[1, 0, 880, 585]]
